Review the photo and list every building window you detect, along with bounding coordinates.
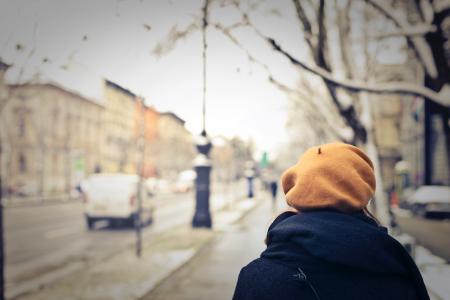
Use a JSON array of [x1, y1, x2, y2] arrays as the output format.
[[52, 153, 59, 176], [19, 153, 26, 173], [18, 113, 25, 137]]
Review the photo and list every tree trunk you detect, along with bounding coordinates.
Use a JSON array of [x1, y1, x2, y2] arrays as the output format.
[[360, 92, 390, 226], [0, 126, 4, 300]]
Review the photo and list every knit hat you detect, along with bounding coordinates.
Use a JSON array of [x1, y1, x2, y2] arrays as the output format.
[[281, 143, 376, 213]]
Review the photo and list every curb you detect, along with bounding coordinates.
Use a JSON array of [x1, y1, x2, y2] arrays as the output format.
[[3, 197, 80, 209]]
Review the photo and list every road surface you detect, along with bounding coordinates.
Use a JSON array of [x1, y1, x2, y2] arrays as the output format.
[[4, 190, 233, 299]]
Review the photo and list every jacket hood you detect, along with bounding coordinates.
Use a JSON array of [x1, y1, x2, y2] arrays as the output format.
[[263, 210, 411, 275]]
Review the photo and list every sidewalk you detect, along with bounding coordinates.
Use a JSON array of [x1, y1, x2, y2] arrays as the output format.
[[393, 208, 450, 300], [144, 200, 450, 300], [415, 246, 450, 300], [13, 193, 447, 300], [143, 197, 277, 300], [13, 196, 262, 300]]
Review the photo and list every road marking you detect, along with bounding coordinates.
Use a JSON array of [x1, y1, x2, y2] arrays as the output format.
[[44, 227, 81, 240]]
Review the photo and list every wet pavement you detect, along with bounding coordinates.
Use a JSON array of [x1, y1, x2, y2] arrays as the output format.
[[144, 196, 281, 300], [4, 186, 241, 299]]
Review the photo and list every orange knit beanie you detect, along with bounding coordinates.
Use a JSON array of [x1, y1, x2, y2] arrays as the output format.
[[281, 143, 376, 213]]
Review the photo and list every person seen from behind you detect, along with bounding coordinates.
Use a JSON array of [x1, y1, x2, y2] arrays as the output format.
[[233, 142, 429, 300], [270, 178, 278, 204]]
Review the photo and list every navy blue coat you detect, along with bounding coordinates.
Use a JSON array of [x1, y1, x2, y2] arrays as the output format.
[[233, 210, 429, 300]]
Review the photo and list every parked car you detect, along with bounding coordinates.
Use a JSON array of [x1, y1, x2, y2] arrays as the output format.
[[81, 173, 154, 230], [173, 170, 196, 193], [408, 185, 450, 218], [145, 177, 172, 195]]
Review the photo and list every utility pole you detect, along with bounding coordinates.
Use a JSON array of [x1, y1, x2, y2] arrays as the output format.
[[0, 62, 10, 300], [0, 174, 4, 300], [136, 97, 146, 257]]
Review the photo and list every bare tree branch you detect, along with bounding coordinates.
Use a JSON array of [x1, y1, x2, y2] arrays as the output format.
[[292, 0, 314, 50], [433, 1, 450, 14], [336, 0, 354, 79], [211, 22, 271, 74], [370, 24, 436, 39], [211, 22, 347, 140], [152, 22, 199, 57], [364, 0, 438, 78], [316, 0, 330, 70], [291, 0, 366, 143], [267, 37, 449, 107]]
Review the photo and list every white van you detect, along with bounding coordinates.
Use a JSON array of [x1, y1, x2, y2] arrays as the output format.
[[81, 173, 154, 230]]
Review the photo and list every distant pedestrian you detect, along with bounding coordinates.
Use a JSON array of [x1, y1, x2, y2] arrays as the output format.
[[269, 179, 278, 203], [233, 143, 429, 300]]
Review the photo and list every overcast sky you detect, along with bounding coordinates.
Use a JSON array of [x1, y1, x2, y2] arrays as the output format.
[[1, 0, 316, 158]]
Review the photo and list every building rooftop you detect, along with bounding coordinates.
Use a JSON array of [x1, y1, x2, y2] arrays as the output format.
[[4, 61, 105, 105], [0, 60, 10, 71], [160, 111, 186, 125], [105, 79, 137, 98]]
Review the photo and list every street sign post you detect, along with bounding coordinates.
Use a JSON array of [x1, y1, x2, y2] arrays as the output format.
[[136, 98, 146, 257], [260, 151, 269, 169], [0, 176, 4, 300]]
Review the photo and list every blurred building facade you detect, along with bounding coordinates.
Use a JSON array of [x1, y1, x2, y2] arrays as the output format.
[[1, 83, 103, 196], [210, 136, 234, 183], [371, 64, 411, 192], [210, 136, 256, 183], [135, 100, 160, 178], [403, 0, 450, 187], [155, 112, 195, 180], [372, 62, 450, 194], [101, 80, 138, 174], [0, 62, 195, 198]]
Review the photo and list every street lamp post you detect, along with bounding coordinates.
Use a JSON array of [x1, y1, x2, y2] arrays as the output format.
[[245, 161, 255, 198], [192, 131, 212, 228], [192, 0, 212, 228]]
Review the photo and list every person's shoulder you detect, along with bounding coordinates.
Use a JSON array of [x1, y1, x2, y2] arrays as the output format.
[[234, 258, 316, 300], [239, 258, 273, 277], [268, 211, 297, 231], [236, 258, 285, 287]]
